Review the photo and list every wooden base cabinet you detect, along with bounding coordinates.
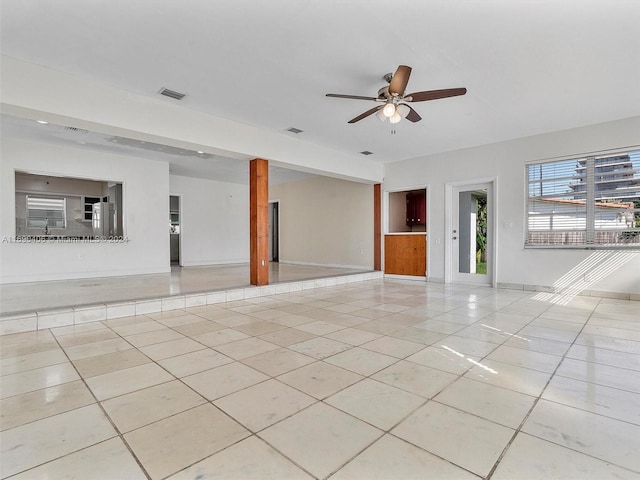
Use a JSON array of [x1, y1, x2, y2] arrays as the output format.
[[384, 234, 426, 276]]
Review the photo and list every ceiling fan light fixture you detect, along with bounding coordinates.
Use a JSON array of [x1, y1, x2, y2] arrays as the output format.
[[382, 102, 396, 118], [375, 109, 387, 122], [390, 111, 402, 124]]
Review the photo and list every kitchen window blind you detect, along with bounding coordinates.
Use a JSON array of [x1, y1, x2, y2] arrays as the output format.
[[26, 195, 66, 229]]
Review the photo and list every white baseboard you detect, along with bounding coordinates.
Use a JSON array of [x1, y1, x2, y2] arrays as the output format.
[[179, 259, 249, 267], [384, 274, 427, 281], [427, 277, 445, 283], [279, 260, 373, 270], [497, 282, 637, 300]]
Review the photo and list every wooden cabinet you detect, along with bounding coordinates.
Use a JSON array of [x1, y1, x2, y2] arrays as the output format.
[[384, 234, 426, 276], [406, 191, 426, 226]]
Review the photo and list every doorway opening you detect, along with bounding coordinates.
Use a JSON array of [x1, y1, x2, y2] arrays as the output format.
[[268, 201, 279, 262], [169, 195, 180, 266], [383, 187, 428, 277], [458, 190, 487, 275]]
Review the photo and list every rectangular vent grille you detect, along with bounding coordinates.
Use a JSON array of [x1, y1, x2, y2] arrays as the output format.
[[159, 88, 186, 100], [286, 127, 304, 134], [64, 126, 89, 134], [360, 150, 373, 156]]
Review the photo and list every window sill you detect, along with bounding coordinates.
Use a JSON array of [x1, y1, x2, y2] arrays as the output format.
[[524, 244, 640, 250]]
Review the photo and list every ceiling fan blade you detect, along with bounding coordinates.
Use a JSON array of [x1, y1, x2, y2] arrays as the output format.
[[404, 105, 422, 123], [348, 105, 383, 124], [388, 65, 412, 97], [405, 88, 467, 102], [326, 93, 378, 101]]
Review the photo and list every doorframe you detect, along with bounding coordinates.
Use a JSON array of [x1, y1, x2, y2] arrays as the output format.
[[445, 177, 498, 286]]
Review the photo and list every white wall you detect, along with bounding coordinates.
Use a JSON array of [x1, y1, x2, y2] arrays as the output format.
[[384, 116, 640, 296], [0, 138, 169, 283], [169, 175, 249, 266], [270, 176, 373, 268]]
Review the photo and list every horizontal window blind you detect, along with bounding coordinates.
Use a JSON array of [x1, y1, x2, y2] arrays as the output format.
[[26, 195, 66, 229], [526, 150, 640, 247]]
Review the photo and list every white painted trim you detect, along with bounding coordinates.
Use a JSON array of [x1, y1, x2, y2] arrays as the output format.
[[382, 184, 429, 235], [14, 167, 126, 185], [444, 184, 453, 284]]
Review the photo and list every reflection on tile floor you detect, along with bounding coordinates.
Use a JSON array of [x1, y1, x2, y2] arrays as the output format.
[[0, 262, 370, 315], [1, 279, 640, 479]]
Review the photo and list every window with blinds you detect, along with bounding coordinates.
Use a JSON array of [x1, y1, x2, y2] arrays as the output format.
[[26, 195, 66, 229], [526, 150, 640, 247]]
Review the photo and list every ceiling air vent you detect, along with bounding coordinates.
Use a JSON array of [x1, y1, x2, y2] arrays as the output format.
[[158, 88, 186, 100], [64, 126, 89, 134], [286, 127, 304, 134], [360, 150, 374, 156]]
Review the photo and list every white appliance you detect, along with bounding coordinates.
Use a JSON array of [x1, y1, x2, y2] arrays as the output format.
[[92, 201, 111, 237]]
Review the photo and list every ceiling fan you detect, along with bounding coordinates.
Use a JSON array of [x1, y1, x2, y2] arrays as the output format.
[[326, 65, 466, 124]]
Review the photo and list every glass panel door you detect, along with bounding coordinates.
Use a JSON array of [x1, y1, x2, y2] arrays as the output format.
[[452, 183, 492, 285]]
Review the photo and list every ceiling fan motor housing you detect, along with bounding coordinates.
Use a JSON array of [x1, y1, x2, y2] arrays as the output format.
[[378, 86, 390, 99]]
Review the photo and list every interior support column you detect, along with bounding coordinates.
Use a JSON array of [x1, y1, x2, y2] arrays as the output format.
[[250, 158, 269, 286], [374, 183, 381, 271]]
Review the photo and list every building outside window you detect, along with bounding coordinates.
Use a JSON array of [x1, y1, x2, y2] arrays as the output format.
[[526, 149, 640, 247]]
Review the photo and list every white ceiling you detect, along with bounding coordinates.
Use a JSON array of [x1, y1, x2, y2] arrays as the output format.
[[1, 0, 639, 177], [0, 114, 314, 185]]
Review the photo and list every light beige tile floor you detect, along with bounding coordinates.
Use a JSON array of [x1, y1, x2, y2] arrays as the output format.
[[0, 263, 370, 315], [2, 279, 640, 479]]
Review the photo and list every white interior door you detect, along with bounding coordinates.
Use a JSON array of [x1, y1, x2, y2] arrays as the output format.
[[451, 182, 493, 285]]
